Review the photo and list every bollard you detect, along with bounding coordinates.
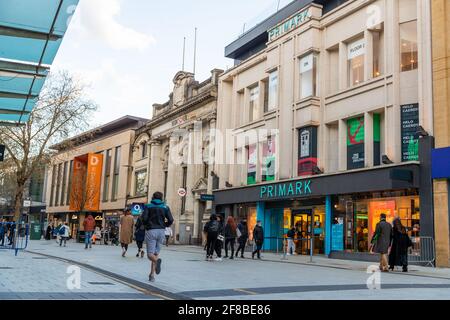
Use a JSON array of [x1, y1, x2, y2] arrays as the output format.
[[310, 236, 314, 263]]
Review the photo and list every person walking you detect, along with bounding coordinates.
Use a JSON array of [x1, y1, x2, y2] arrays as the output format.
[[214, 215, 225, 261], [59, 223, 70, 247], [235, 219, 248, 258], [389, 218, 413, 272], [164, 226, 173, 247], [224, 216, 237, 259], [203, 214, 220, 261], [286, 226, 296, 255], [83, 214, 96, 249], [370, 213, 393, 272], [45, 224, 52, 241], [142, 192, 174, 282], [0, 219, 6, 246], [134, 216, 146, 258], [252, 220, 264, 260], [120, 208, 134, 257]]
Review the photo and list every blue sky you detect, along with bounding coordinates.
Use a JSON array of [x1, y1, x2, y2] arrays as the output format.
[[52, 0, 292, 127]]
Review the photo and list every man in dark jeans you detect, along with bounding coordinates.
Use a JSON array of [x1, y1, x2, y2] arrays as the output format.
[[142, 192, 174, 282], [252, 220, 264, 259]]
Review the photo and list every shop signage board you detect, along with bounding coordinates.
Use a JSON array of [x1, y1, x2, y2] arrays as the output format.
[[298, 126, 318, 176], [0, 144, 5, 162], [432, 147, 450, 179], [268, 8, 311, 43], [347, 117, 365, 169], [200, 194, 215, 202], [131, 203, 144, 216], [259, 180, 312, 200], [401, 103, 419, 162]]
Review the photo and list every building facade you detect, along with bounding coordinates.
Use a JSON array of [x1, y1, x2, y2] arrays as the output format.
[[129, 70, 222, 245], [45, 116, 147, 239], [431, 0, 450, 267], [213, 0, 435, 260]]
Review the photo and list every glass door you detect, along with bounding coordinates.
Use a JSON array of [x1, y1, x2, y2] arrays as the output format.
[[292, 209, 312, 255]]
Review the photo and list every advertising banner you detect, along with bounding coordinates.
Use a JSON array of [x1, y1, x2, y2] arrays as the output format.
[[331, 223, 344, 251], [347, 117, 365, 169], [373, 114, 381, 166], [247, 145, 257, 185], [69, 156, 87, 211], [401, 103, 419, 161], [85, 154, 103, 211], [297, 126, 318, 176], [262, 138, 276, 182]]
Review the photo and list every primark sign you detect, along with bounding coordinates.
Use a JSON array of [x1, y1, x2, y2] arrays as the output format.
[[259, 180, 312, 200], [268, 8, 311, 42]]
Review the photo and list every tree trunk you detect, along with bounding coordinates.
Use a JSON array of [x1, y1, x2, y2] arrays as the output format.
[[13, 184, 24, 222]]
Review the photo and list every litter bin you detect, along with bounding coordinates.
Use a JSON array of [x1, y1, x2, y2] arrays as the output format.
[[30, 223, 41, 240]]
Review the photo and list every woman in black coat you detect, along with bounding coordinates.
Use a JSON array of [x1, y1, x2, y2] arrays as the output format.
[[389, 218, 413, 272], [235, 220, 248, 258]]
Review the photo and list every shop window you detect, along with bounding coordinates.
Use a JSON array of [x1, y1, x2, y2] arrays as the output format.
[[262, 137, 276, 182], [249, 85, 260, 122], [111, 146, 120, 201], [299, 54, 318, 99], [400, 20, 418, 72], [347, 39, 365, 86]]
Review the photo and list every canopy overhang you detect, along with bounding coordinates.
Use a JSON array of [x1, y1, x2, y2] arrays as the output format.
[[0, 0, 80, 126]]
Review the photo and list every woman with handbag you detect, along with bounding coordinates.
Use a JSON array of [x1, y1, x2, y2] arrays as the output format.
[[203, 214, 220, 261], [214, 215, 225, 261], [235, 219, 248, 258], [224, 216, 237, 259]]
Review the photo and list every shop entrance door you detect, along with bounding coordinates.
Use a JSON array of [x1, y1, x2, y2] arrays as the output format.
[[292, 209, 313, 255]]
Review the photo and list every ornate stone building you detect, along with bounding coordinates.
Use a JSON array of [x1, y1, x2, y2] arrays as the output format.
[[128, 69, 223, 244]]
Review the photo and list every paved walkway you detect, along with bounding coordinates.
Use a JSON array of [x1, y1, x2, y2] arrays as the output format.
[[15, 240, 450, 300]]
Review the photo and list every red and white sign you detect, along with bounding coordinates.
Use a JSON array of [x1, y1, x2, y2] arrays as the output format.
[[177, 188, 187, 197]]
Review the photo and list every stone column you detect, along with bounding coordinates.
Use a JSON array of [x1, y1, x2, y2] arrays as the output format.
[[338, 42, 348, 91], [148, 140, 163, 197], [166, 135, 181, 243], [364, 112, 374, 168], [184, 125, 196, 221], [206, 116, 216, 212]]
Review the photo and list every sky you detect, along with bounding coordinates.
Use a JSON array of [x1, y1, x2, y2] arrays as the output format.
[[52, 0, 293, 128]]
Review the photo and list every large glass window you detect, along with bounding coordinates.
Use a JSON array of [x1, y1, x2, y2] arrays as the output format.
[[60, 162, 68, 206], [400, 20, 418, 72], [55, 163, 62, 206], [299, 54, 318, 98], [249, 85, 260, 122], [50, 165, 57, 207], [103, 149, 112, 202], [247, 144, 257, 185], [267, 71, 278, 111], [111, 146, 121, 201], [67, 160, 73, 204], [141, 143, 148, 159], [372, 30, 383, 77], [348, 39, 365, 86], [262, 137, 276, 182]]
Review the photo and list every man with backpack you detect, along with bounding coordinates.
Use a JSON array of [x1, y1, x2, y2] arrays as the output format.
[[142, 192, 174, 282], [286, 226, 296, 255], [252, 220, 264, 260], [58, 222, 70, 247]]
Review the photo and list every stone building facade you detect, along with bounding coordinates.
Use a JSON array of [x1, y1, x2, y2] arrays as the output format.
[[129, 69, 222, 244], [213, 0, 436, 260]]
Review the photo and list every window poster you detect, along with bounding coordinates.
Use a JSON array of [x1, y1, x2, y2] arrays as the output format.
[[247, 144, 257, 185], [401, 104, 419, 162], [373, 114, 381, 166], [262, 137, 276, 181], [368, 200, 396, 243], [347, 117, 365, 169], [298, 126, 318, 176]]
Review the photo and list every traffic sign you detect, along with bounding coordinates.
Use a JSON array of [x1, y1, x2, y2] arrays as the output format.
[[177, 188, 187, 197], [23, 200, 31, 207]]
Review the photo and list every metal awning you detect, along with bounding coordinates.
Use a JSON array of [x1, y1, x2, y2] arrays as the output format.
[[0, 0, 80, 126]]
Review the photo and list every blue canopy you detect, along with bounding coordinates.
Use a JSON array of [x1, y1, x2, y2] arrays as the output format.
[[0, 0, 79, 126]]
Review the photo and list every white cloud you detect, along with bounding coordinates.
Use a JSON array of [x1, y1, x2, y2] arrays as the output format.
[[70, 0, 155, 50]]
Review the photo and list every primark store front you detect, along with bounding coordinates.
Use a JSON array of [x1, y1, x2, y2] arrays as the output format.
[[213, 158, 433, 261]]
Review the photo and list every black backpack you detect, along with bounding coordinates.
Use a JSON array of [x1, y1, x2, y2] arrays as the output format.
[[207, 220, 219, 233]]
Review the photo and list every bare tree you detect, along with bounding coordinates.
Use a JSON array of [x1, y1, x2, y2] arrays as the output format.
[[0, 71, 97, 221]]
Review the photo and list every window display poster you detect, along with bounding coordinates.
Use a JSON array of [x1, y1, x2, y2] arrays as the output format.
[[347, 117, 365, 169], [298, 126, 318, 176], [247, 144, 257, 185], [368, 200, 396, 242], [401, 104, 419, 162], [373, 114, 381, 166], [262, 138, 276, 182], [332, 223, 344, 251]]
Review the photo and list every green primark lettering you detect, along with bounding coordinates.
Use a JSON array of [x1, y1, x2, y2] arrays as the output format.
[[278, 184, 287, 197]]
